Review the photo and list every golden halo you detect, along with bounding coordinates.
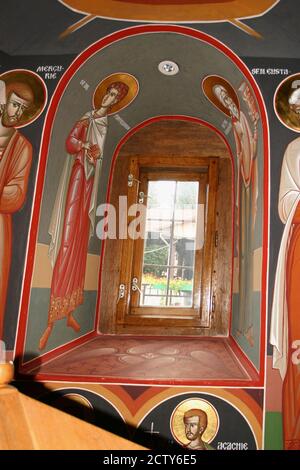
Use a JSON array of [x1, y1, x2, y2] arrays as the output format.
[[93, 72, 139, 115], [274, 73, 300, 133], [170, 398, 219, 445], [52, 393, 95, 422], [202, 74, 240, 118], [63, 393, 93, 409], [0, 69, 47, 128]]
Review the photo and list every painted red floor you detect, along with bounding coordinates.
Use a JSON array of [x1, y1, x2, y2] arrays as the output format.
[[31, 336, 253, 382]]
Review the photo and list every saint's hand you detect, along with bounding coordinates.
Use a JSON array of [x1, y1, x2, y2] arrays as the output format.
[[88, 144, 101, 160], [83, 142, 101, 165]]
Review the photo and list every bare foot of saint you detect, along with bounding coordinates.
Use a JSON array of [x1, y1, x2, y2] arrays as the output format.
[[39, 325, 53, 350], [245, 326, 254, 347], [67, 313, 81, 332]]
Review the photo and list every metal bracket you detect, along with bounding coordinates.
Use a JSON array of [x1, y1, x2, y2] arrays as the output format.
[[138, 191, 152, 204], [118, 284, 126, 302], [128, 173, 141, 188], [138, 191, 145, 204], [131, 277, 142, 294], [139, 191, 151, 204]]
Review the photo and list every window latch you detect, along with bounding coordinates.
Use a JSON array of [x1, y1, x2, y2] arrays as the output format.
[[128, 173, 141, 187], [132, 277, 142, 294]]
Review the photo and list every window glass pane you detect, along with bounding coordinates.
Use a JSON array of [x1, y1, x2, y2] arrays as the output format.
[[141, 270, 168, 307], [148, 180, 175, 212], [175, 181, 198, 208], [168, 268, 194, 307], [140, 180, 200, 308]]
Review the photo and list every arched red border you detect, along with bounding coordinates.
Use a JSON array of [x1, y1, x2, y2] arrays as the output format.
[[96, 114, 235, 334], [15, 25, 269, 387]]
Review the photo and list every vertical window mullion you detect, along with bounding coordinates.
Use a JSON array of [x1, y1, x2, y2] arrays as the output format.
[[166, 181, 177, 306], [200, 159, 218, 327], [131, 173, 148, 308], [116, 157, 139, 325]]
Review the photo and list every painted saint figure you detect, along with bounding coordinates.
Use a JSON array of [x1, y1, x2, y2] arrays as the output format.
[[274, 75, 300, 133], [39, 74, 137, 350], [0, 71, 46, 340], [203, 76, 259, 346], [271, 137, 300, 450], [170, 398, 218, 450], [183, 409, 213, 450]]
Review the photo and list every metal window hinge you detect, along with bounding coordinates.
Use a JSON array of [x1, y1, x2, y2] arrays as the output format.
[[117, 284, 126, 303], [215, 230, 219, 248], [138, 191, 145, 204], [138, 191, 152, 204]]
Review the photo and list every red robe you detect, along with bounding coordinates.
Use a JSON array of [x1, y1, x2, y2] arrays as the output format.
[[0, 131, 32, 339], [47, 119, 95, 324]]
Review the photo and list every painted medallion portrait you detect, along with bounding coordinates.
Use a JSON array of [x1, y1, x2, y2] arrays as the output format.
[[274, 73, 300, 132], [170, 398, 219, 450], [0, 70, 46, 128]]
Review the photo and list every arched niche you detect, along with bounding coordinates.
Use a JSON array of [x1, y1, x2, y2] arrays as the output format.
[[99, 117, 233, 337], [16, 25, 268, 382]]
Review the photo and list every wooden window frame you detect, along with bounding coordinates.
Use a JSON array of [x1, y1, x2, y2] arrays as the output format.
[[116, 156, 218, 331]]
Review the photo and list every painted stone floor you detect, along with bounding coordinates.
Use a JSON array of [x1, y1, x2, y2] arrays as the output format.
[[33, 336, 253, 382]]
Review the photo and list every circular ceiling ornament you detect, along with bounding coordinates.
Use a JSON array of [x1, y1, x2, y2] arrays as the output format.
[[158, 60, 179, 76]]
